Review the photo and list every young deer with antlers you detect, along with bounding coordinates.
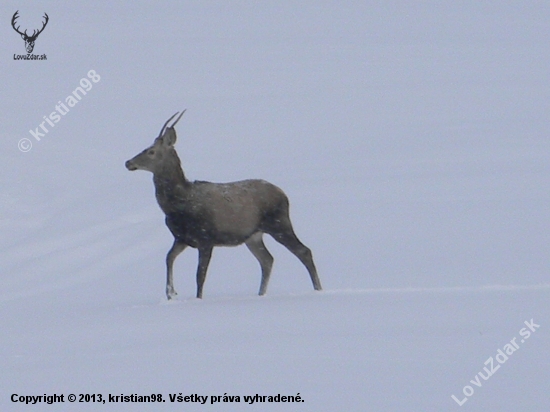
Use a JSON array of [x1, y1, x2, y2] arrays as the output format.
[[125, 111, 322, 299]]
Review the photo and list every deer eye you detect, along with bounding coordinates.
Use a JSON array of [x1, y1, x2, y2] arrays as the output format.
[[147, 149, 156, 156]]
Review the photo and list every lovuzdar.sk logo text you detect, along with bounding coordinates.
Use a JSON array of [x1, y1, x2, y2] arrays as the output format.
[[11, 10, 48, 60]]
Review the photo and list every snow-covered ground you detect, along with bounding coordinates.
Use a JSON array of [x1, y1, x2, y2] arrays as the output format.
[[2, 2, 549, 410]]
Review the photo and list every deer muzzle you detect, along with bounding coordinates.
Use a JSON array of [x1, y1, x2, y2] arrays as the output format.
[[125, 160, 138, 171]]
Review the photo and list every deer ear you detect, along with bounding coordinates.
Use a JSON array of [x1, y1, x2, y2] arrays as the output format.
[[20, 34, 25, 39], [163, 128, 177, 146]]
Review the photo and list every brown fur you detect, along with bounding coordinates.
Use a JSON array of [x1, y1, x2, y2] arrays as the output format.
[[126, 111, 322, 299]]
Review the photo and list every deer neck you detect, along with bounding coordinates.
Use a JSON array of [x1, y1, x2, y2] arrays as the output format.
[[152, 153, 191, 215]]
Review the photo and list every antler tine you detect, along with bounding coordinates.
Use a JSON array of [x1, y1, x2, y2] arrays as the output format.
[[11, 10, 18, 26], [11, 11, 26, 36], [159, 112, 180, 136], [32, 13, 49, 38], [170, 109, 187, 129], [40, 13, 49, 30]]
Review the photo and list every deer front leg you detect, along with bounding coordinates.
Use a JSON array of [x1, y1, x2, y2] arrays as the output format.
[[196, 246, 213, 299], [166, 240, 187, 300]]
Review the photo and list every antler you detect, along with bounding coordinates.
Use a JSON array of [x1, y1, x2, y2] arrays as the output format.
[[29, 13, 49, 39], [11, 11, 26, 37], [11, 11, 49, 39], [159, 109, 186, 136], [171, 109, 186, 128]]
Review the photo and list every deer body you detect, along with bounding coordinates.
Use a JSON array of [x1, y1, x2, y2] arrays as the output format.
[[126, 111, 322, 299], [161, 179, 287, 247]]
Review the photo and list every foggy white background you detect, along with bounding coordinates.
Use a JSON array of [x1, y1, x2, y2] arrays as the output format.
[[1, 2, 549, 411]]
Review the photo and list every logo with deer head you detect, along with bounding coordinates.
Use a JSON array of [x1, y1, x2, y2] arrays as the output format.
[[11, 11, 49, 54]]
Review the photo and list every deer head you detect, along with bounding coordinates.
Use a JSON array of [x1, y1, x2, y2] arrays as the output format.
[[125, 110, 186, 173], [11, 11, 49, 54]]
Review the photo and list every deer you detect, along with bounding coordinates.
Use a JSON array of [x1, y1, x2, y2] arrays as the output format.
[[125, 111, 322, 299], [11, 11, 49, 54]]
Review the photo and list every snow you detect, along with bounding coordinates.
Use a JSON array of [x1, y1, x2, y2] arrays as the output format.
[[2, 2, 550, 410]]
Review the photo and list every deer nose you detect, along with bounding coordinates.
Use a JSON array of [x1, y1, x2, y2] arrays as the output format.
[[125, 160, 137, 171]]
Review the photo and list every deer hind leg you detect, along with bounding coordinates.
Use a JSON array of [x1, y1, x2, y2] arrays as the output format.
[[166, 240, 187, 300], [196, 246, 213, 299], [245, 232, 274, 296], [267, 218, 322, 292]]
